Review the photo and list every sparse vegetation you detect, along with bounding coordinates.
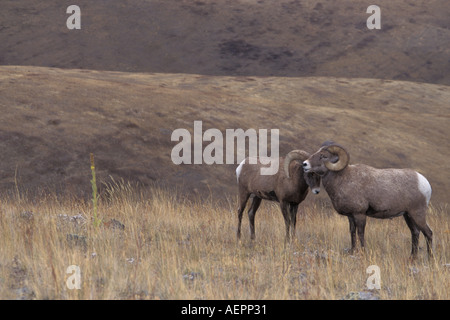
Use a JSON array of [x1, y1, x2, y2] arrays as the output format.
[[0, 182, 448, 300], [90, 153, 102, 228]]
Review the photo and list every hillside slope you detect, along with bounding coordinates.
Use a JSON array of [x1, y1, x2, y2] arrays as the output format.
[[0, 66, 448, 204], [1, 0, 449, 84]]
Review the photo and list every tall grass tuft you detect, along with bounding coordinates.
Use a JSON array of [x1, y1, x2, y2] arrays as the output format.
[[90, 153, 102, 228]]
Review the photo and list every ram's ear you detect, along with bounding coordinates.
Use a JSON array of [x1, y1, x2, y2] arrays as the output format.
[[329, 153, 339, 164], [324, 145, 349, 171]]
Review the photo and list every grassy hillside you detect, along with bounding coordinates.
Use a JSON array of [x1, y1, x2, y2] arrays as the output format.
[[1, 0, 449, 302], [1, 0, 449, 84], [0, 66, 448, 205], [0, 184, 448, 300]]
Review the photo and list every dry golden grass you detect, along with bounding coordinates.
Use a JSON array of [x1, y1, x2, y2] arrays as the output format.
[[0, 182, 448, 300]]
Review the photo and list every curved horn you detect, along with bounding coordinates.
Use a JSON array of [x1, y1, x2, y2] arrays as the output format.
[[324, 145, 350, 171], [283, 150, 310, 178]]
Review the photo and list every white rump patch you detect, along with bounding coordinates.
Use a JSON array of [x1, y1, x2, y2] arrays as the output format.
[[416, 172, 432, 205], [236, 159, 246, 183]]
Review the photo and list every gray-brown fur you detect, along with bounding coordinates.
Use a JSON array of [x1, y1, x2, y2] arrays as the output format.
[[236, 151, 321, 242], [299, 142, 433, 259]]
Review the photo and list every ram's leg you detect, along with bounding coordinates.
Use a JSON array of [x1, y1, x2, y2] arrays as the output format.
[[403, 213, 420, 259], [354, 214, 367, 251], [348, 216, 357, 254], [289, 203, 299, 241], [409, 210, 433, 259], [248, 197, 262, 240], [237, 191, 250, 240], [280, 201, 291, 243]]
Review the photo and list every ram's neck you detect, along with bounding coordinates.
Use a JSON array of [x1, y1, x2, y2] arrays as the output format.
[[322, 168, 348, 200]]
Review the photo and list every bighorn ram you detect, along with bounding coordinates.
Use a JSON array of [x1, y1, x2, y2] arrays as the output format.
[[236, 150, 321, 242], [284, 142, 433, 258]]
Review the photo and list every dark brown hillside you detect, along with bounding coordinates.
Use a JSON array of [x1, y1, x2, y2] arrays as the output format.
[[0, 0, 449, 84]]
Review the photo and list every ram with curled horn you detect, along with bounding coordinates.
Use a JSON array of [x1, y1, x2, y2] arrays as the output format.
[[236, 150, 321, 242], [290, 141, 434, 259]]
